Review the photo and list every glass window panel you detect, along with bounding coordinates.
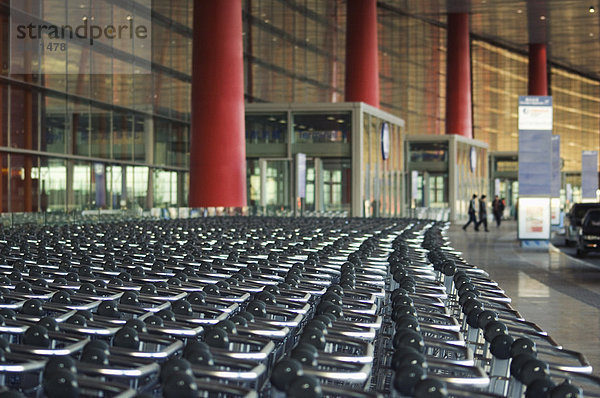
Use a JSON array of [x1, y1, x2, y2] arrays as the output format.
[[90, 106, 111, 158], [67, 47, 91, 96], [132, 166, 149, 209], [153, 121, 187, 167], [171, 123, 188, 167], [38, 158, 66, 212], [154, 169, 178, 207], [245, 114, 287, 144], [113, 113, 133, 160], [155, 119, 170, 166], [71, 101, 90, 156], [72, 161, 92, 211], [0, 153, 6, 213], [107, 165, 124, 209], [246, 159, 260, 213], [133, 115, 146, 162], [90, 52, 113, 103], [113, 69, 134, 107], [170, 31, 190, 75], [293, 113, 350, 143], [10, 87, 39, 151], [132, 72, 153, 111], [41, 95, 67, 154], [9, 154, 38, 212]]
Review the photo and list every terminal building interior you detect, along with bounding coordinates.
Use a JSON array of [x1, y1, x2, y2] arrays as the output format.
[[0, 0, 599, 397]]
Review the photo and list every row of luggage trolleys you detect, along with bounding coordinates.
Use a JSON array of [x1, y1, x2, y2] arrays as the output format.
[[0, 218, 594, 397]]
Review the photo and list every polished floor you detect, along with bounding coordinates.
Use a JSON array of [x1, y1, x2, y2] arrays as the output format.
[[447, 220, 600, 376]]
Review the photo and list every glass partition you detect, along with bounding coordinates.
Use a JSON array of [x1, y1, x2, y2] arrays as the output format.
[[362, 112, 404, 217], [294, 113, 351, 143], [113, 113, 133, 161], [322, 158, 351, 212], [72, 162, 92, 211], [265, 160, 291, 214], [39, 157, 67, 212], [42, 95, 68, 154], [456, 142, 487, 218], [246, 103, 405, 217], [107, 165, 124, 210], [409, 142, 448, 163], [154, 169, 179, 208], [305, 159, 316, 212], [246, 114, 287, 144]]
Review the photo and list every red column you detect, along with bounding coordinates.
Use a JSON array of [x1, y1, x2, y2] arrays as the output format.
[[345, 0, 380, 107], [189, 0, 246, 207], [528, 43, 548, 96], [445, 13, 472, 138]]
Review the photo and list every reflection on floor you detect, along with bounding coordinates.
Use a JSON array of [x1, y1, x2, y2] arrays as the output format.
[[448, 220, 600, 376]]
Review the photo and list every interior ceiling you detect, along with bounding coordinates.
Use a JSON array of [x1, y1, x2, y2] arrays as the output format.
[[379, 0, 600, 80]]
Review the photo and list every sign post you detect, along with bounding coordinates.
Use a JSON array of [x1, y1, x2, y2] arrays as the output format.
[[581, 151, 598, 202], [296, 153, 306, 216], [517, 96, 552, 248], [550, 136, 561, 226]]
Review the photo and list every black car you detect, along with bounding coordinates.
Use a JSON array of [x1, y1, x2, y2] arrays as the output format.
[[565, 202, 600, 246], [576, 209, 600, 257]]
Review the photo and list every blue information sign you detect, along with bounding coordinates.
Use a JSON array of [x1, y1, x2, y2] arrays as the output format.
[[518, 96, 553, 197], [582, 151, 598, 199], [518, 130, 552, 196], [551, 136, 560, 197]]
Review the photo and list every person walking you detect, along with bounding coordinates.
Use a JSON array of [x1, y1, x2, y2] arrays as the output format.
[[476, 195, 489, 232], [492, 195, 502, 227], [463, 194, 478, 231]]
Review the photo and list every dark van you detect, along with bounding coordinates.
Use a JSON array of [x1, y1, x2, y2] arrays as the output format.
[[576, 209, 600, 257], [565, 202, 600, 246]]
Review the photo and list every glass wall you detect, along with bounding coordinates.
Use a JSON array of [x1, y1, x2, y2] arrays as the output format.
[[472, 40, 600, 176], [0, 1, 189, 213], [456, 142, 487, 218], [363, 113, 404, 217], [1, 1, 599, 214]]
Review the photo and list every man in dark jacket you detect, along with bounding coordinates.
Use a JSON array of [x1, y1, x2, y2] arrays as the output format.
[[463, 194, 478, 231], [492, 195, 504, 227], [475, 195, 489, 232]]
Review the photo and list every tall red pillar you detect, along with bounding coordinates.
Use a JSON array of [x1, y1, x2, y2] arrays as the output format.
[[345, 0, 380, 107], [189, 0, 246, 207], [528, 43, 548, 96], [445, 13, 472, 138]]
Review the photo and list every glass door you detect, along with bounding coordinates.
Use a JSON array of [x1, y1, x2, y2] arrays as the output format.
[[302, 157, 351, 216], [246, 158, 291, 216], [322, 159, 351, 214]]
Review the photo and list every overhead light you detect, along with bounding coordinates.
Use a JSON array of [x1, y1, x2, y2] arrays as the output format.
[[326, 116, 335, 120], [337, 119, 344, 123], [516, 9, 522, 14], [539, 15, 546, 20], [590, 6, 596, 13]]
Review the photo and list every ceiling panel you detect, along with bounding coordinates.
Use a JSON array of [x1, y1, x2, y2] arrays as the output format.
[[380, 0, 600, 79]]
